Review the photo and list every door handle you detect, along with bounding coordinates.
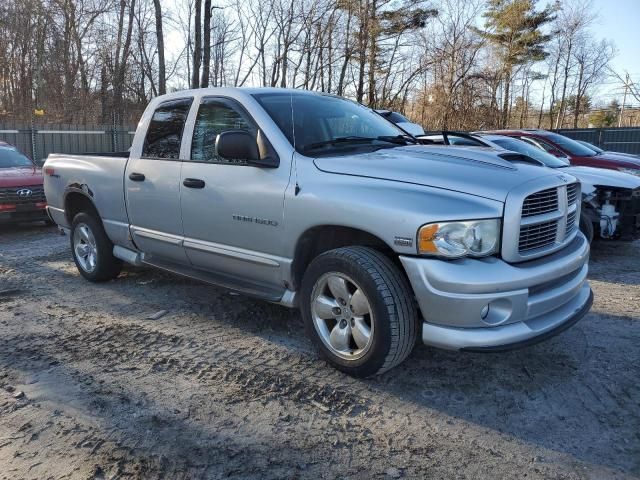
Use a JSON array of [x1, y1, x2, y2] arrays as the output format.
[[183, 178, 206, 189], [129, 172, 145, 182]]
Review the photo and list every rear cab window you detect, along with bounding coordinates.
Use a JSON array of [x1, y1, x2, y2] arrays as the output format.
[[142, 98, 193, 159]]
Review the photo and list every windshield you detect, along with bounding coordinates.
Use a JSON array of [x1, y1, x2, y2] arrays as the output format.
[[542, 132, 598, 156], [490, 137, 569, 168], [0, 146, 33, 168], [253, 92, 408, 155], [578, 140, 603, 154]]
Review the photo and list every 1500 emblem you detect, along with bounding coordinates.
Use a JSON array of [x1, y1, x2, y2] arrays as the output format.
[[232, 214, 279, 227]]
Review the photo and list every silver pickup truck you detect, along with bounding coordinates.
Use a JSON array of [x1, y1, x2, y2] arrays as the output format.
[[44, 88, 593, 377]]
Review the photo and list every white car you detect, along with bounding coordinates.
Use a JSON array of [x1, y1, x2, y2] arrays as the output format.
[[423, 131, 640, 242]]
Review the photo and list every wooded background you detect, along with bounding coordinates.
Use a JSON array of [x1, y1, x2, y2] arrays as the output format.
[[1, 0, 638, 129]]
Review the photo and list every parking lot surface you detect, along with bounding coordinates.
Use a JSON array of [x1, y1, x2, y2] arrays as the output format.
[[0, 224, 638, 479]]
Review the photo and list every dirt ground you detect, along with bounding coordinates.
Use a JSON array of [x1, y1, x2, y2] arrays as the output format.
[[0, 223, 638, 480]]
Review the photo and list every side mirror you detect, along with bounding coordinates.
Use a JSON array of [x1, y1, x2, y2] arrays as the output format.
[[216, 130, 259, 161], [215, 130, 279, 168]]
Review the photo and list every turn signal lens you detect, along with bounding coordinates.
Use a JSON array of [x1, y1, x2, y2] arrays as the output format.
[[418, 219, 500, 258]]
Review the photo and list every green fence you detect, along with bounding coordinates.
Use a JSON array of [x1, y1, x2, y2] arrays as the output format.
[[554, 127, 640, 155], [1, 123, 639, 160], [0, 123, 136, 161]]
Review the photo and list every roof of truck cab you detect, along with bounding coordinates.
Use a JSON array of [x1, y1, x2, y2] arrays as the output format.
[[155, 87, 335, 101]]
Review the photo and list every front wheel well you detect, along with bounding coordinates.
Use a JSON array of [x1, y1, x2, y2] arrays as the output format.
[[291, 226, 400, 289]]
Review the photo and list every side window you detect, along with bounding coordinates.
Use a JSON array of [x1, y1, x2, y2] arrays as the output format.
[[142, 98, 193, 159], [191, 98, 254, 164]]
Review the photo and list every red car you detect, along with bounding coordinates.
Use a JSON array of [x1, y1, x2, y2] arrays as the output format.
[[0, 142, 49, 225], [482, 129, 640, 176]]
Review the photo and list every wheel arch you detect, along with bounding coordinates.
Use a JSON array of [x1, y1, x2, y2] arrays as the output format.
[[63, 187, 101, 225], [291, 225, 399, 290]]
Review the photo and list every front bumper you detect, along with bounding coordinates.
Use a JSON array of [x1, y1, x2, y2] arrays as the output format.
[[400, 233, 592, 351], [0, 206, 48, 224]]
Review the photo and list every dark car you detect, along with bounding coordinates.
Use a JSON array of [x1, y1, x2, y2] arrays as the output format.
[[482, 129, 640, 177], [576, 139, 640, 159], [0, 142, 49, 225]]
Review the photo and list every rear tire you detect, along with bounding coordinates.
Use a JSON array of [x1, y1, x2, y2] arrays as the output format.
[[70, 212, 122, 282], [300, 246, 418, 377]]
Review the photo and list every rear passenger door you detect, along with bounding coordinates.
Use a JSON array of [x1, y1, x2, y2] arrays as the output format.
[[125, 98, 192, 264]]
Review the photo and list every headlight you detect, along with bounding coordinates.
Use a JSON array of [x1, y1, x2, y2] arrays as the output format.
[[618, 168, 640, 177], [418, 219, 501, 258]]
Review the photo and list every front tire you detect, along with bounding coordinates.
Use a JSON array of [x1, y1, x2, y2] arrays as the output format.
[[301, 247, 418, 377], [70, 212, 122, 282], [579, 212, 594, 243]]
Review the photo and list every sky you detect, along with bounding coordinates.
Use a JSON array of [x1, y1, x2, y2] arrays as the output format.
[[164, 0, 640, 106], [591, 0, 639, 76], [588, 0, 640, 105]]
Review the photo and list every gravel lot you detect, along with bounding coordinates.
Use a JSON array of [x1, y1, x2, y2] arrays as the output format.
[[0, 223, 638, 479]]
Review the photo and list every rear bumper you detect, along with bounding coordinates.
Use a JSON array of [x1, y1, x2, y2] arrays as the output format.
[[400, 233, 592, 351], [46, 205, 67, 227]]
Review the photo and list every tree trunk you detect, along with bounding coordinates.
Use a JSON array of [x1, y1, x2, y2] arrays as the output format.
[[555, 40, 573, 129], [336, 7, 352, 96], [367, 0, 377, 106], [501, 67, 511, 128], [200, 0, 211, 87], [192, 0, 201, 89], [573, 62, 585, 128], [152, 0, 166, 95], [356, 0, 369, 103]]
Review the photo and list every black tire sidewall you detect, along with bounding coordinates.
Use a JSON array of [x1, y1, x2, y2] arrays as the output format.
[[301, 252, 394, 377], [70, 212, 121, 282], [579, 212, 594, 243]]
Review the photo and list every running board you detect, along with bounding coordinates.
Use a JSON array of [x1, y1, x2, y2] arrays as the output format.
[[143, 256, 287, 304], [113, 245, 143, 266]]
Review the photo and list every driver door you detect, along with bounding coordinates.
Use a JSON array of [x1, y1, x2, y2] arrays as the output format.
[[180, 97, 291, 287]]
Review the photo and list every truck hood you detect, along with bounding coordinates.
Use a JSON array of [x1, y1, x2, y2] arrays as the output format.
[[0, 166, 44, 188], [313, 145, 573, 202], [560, 165, 640, 190]]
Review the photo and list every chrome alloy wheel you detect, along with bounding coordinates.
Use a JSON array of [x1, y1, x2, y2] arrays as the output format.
[[310, 272, 374, 361], [73, 223, 98, 273]]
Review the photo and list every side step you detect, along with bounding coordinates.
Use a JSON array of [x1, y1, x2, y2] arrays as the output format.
[[112, 246, 297, 306], [143, 256, 287, 304], [113, 246, 144, 266]]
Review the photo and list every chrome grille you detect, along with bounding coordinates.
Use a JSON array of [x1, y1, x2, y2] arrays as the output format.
[[566, 210, 577, 235], [516, 182, 580, 256], [519, 219, 558, 252], [567, 183, 579, 205], [522, 188, 558, 217], [0, 185, 46, 205]]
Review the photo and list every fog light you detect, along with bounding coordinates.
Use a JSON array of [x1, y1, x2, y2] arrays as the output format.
[[480, 304, 489, 319]]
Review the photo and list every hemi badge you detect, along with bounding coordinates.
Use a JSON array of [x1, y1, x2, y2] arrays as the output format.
[[394, 236, 413, 247]]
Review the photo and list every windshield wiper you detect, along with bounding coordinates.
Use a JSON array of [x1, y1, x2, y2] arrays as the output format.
[[376, 135, 417, 145], [302, 136, 376, 152], [303, 134, 417, 153]]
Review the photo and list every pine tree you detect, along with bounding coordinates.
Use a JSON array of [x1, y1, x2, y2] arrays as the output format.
[[474, 0, 556, 127]]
